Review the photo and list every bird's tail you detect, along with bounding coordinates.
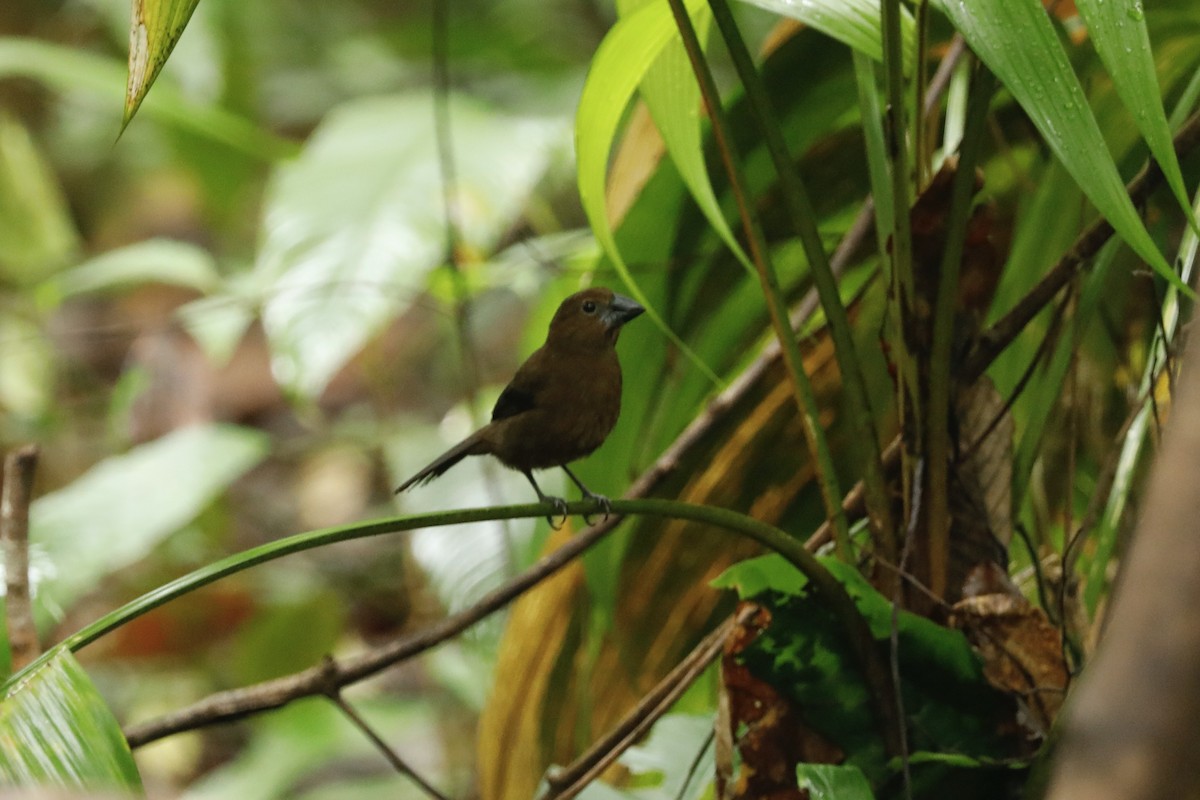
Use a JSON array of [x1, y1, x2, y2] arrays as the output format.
[[394, 429, 491, 493]]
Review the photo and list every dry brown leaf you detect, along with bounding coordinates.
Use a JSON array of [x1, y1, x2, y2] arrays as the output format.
[[950, 592, 1070, 737], [719, 602, 841, 800]]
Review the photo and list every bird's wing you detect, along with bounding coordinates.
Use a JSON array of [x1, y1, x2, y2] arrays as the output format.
[[491, 384, 536, 421], [491, 348, 547, 421]]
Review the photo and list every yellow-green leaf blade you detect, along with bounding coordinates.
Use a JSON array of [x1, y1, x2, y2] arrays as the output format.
[[576, 0, 723, 386], [124, 0, 202, 129]]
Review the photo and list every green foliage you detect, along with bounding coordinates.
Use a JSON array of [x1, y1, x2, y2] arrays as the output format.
[[0, 648, 142, 792], [29, 423, 269, 617], [717, 555, 1022, 793], [2, 0, 1200, 794]]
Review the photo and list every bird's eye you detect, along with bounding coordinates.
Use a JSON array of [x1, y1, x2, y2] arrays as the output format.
[[582, 300, 598, 314]]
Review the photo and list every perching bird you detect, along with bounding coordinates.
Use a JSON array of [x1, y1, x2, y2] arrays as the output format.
[[394, 287, 644, 522]]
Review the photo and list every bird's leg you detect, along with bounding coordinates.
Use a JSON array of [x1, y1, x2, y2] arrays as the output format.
[[523, 470, 568, 528], [561, 465, 611, 524]]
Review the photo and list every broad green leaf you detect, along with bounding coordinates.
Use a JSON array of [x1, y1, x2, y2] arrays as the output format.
[[719, 554, 1010, 785], [625, 0, 755, 275], [737, 0, 915, 72], [31, 423, 269, 609], [576, 0, 722, 386], [0, 648, 141, 792], [0, 37, 295, 160], [38, 239, 221, 306], [124, 0, 202, 130], [935, 0, 1184, 291], [256, 93, 565, 397], [0, 112, 79, 284], [1075, 0, 1194, 225]]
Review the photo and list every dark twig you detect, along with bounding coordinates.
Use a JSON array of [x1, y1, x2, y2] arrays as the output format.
[[674, 728, 715, 800], [540, 608, 751, 800], [2, 445, 40, 672], [125, 509, 625, 747], [322, 659, 450, 800], [964, 108, 1200, 383]]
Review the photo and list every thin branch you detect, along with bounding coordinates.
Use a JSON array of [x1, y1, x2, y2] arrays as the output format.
[[323, 662, 451, 800], [964, 107, 1200, 384], [2, 444, 40, 672], [122, 498, 886, 749], [540, 608, 751, 800]]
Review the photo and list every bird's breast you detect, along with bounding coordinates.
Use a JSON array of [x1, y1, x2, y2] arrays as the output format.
[[489, 353, 623, 471]]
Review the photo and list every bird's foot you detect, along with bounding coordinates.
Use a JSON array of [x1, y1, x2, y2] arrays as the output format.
[[581, 491, 612, 525], [543, 495, 570, 529]]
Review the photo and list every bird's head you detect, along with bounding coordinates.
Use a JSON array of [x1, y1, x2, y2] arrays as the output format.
[[546, 287, 644, 351]]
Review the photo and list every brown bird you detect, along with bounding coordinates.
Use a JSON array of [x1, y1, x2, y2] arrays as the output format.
[[394, 287, 644, 521]]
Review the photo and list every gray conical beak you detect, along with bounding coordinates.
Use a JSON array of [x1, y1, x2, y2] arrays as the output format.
[[605, 293, 645, 329]]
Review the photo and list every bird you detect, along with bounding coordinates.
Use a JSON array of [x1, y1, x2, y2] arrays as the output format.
[[394, 287, 645, 524]]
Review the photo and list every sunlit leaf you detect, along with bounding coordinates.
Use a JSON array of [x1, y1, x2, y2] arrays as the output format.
[[625, 0, 754, 275], [933, 0, 1184, 291], [0, 112, 79, 284], [31, 423, 269, 609], [1075, 0, 1194, 224], [0, 648, 142, 792], [123, 0, 202, 130], [0, 37, 295, 160], [256, 93, 565, 397], [737, 0, 915, 72], [576, 0, 723, 386], [38, 238, 221, 305]]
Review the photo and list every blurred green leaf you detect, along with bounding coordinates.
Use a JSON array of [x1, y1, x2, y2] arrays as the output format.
[[1075, 0, 1194, 224], [176, 289, 258, 366], [32, 423, 269, 610], [124, 0, 202, 130], [0, 647, 142, 792], [255, 92, 566, 397], [38, 239, 221, 306], [0, 314, 54, 419], [797, 763, 875, 800], [934, 0, 1184, 292], [0, 37, 296, 160], [0, 112, 79, 283]]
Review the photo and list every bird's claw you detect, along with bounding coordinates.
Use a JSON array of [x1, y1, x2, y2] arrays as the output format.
[[544, 496, 570, 529], [582, 492, 612, 526]]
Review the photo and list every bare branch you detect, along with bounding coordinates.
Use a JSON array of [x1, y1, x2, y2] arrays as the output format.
[[2, 445, 40, 671]]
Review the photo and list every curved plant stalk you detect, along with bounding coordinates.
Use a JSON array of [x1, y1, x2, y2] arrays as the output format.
[[707, 0, 897, 563], [881, 0, 918, 533], [33, 497, 900, 760], [662, 0, 854, 562], [923, 65, 996, 600]]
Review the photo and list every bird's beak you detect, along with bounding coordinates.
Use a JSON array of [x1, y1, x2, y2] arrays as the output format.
[[604, 293, 645, 329]]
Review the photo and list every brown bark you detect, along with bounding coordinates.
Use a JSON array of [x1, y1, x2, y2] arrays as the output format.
[[1046, 308, 1200, 799]]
